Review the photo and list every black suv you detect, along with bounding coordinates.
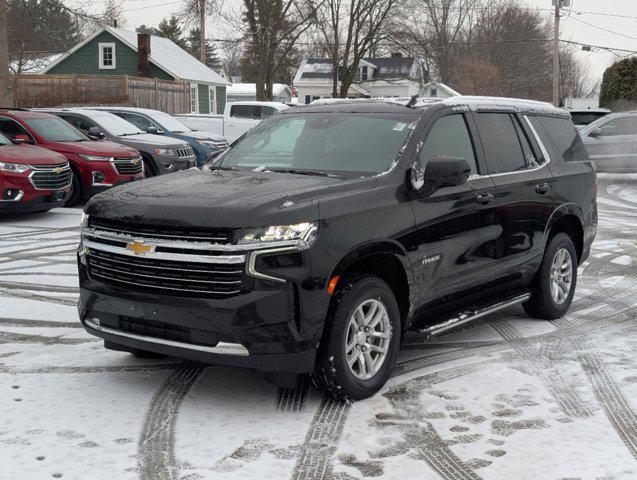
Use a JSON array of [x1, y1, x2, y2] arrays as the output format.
[[77, 97, 597, 399]]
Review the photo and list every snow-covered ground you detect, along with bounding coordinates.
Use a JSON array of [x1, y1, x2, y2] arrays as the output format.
[[1, 174, 637, 480]]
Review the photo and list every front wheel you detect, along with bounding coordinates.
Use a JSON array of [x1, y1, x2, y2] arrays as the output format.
[[523, 233, 577, 319], [313, 275, 401, 400], [65, 169, 82, 207]]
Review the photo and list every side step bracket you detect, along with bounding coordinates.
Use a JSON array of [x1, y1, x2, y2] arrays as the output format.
[[418, 291, 531, 339]]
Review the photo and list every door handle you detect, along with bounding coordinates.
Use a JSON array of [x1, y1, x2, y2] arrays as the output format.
[[475, 193, 494, 205], [535, 182, 551, 194]]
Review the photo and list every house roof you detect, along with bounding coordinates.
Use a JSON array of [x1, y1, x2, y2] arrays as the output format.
[[42, 27, 229, 85], [293, 57, 420, 85], [227, 83, 290, 96], [422, 81, 461, 96]]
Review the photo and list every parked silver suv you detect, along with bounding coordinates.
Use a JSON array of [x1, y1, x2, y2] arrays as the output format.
[[39, 108, 196, 176], [580, 111, 637, 173]]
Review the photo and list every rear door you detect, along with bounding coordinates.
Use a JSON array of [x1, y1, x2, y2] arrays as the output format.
[[473, 112, 556, 281], [410, 109, 498, 304]]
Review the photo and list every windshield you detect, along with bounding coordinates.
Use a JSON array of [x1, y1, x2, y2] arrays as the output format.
[[570, 112, 608, 126], [148, 110, 193, 133], [0, 132, 11, 146], [217, 113, 418, 177], [88, 112, 144, 137], [24, 116, 89, 142]]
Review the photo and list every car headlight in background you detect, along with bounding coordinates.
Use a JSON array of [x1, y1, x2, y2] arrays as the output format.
[[0, 161, 30, 173], [195, 140, 226, 149], [79, 154, 114, 162], [239, 222, 318, 248], [155, 148, 174, 156]]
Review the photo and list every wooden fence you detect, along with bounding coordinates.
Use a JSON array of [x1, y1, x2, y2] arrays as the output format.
[[12, 74, 191, 114]]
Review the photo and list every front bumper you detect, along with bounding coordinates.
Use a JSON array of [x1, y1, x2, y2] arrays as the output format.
[[83, 176, 142, 199]]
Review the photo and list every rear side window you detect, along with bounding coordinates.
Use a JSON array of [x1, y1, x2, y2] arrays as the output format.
[[475, 113, 527, 173], [230, 105, 260, 119], [529, 116, 589, 162], [420, 114, 477, 175]]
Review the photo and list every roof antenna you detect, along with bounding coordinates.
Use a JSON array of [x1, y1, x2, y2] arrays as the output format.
[[405, 94, 419, 108]]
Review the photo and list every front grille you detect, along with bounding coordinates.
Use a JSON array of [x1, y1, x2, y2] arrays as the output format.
[[176, 147, 195, 159], [88, 217, 233, 243], [113, 157, 143, 175], [87, 248, 245, 297], [29, 163, 72, 190]]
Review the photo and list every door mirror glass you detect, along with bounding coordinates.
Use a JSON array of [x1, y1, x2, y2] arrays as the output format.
[[12, 134, 33, 144], [589, 128, 602, 138], [87, 126, 105, 140], [410, 155, 471, 196]]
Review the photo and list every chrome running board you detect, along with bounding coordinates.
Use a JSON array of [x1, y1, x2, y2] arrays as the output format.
[[419, 292, 531, 338], [84, 318, 249, 356]]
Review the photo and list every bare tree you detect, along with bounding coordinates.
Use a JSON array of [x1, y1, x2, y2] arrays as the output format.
[[0, 0, 11, 106]]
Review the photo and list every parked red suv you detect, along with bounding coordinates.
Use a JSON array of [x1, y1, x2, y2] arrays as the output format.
[[0, 110, 144, 206], [0, 131, 71, 213]]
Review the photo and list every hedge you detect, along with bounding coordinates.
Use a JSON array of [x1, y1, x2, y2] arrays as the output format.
[[599, 58, 637, 111]]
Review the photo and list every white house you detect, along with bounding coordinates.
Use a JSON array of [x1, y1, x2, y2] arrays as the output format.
[[227, 83, 292, 103], [293, 56, 426, 104], [421, 81, 461, 99]]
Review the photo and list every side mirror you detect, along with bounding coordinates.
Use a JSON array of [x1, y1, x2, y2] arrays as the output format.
[[146, 126, 160, 135], [12, 134, 33, 144], [589, 128, 602, 138], [409, 155, 471, 196], [87, 126, 105, 140]]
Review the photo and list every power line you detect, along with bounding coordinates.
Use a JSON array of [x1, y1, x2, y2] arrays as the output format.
[[566, 16, 637, 42]]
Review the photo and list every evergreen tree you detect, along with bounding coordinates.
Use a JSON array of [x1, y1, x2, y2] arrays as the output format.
[[187, 28, 221, 69], [155, 15, 188, 49]]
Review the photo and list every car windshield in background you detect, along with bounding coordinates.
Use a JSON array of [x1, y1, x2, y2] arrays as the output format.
[[571, 112, 608, 126], [148, 111, 193, 133], [0, 132, 12, 145], [24, 117, 89, 142], [217, 113, 418, 177], [89, 112, 144, 137]]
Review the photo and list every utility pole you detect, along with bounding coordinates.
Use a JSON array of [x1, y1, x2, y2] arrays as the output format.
[[199, 0, 206, 63], [0, 0, 13, 107], [552, 0, 561, 107]]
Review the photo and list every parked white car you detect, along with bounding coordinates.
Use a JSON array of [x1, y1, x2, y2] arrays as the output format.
[[175, 101, 290, 143]]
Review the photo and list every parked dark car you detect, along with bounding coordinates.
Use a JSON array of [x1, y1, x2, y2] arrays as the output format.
[[567, 107, 610, 130], [38, 108, 196, 177], [77, 97, 597, 399], [0, 131, 71, 213], [0, 109, 143, 206], [92, 107, 228, 167], [580, 111, 637, 172]]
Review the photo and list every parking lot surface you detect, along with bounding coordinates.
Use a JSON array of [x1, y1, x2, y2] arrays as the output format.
[[1, 174, 636, 480]]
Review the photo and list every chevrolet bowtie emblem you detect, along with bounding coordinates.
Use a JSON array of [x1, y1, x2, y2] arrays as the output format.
[[131, 158, 140, 165], [54, 167, 63, 174], [126, 241, 151, 255]]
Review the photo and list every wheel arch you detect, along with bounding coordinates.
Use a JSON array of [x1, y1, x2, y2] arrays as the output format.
[[545, 204, 585, 263]]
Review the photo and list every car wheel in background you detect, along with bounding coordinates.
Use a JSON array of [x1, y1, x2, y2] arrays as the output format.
[[313, 274, 401, 400], [523, 233, 578, 320], [143, 157, 156, 178], [65, 168, 83, 207]]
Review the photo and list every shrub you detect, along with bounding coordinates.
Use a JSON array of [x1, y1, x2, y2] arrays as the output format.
[[599, 58, 637, 111]]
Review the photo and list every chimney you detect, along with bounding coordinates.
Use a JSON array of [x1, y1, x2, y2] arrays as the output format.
[[137, 33, 151, 78], [391, 52, 403, 58], [113, 19, 118, 28]]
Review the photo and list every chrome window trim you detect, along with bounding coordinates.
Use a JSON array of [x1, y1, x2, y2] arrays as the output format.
[[85, 317, 249, 356], [83, 239, 246, 264], [247, 246, 299, 283]]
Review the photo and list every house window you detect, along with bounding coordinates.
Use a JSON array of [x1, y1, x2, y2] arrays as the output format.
[[360, 66, 368, 81], [305, 95, 311, 105], [430, 87, 438, 97], [190, 84, 199, 113], [98, 43, 116, 70], [208, 86, 216, 114]]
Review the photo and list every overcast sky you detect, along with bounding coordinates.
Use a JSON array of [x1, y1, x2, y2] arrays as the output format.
[[99, 0, 637, 88]]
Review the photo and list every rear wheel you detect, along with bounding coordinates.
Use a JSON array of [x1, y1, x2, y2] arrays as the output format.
[[313, 275, 401, 400], [523, 233, 577, 319], [65, 168, 82, 207]]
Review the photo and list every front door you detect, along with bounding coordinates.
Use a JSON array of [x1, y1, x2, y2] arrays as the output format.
[[473, 112, 556, 281], [585, 115, 637, 170], [410, 110, 498, 305]]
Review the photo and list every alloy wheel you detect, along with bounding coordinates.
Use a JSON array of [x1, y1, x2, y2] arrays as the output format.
[[550, 247, 573, 305]]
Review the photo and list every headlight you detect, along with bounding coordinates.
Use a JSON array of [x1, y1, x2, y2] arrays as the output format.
[[0, 161, 30, 173], [239, 222, 318, 246], [195, 140, 222, 149], [79, 154, 113, 162], [155, 148, 174, 156]]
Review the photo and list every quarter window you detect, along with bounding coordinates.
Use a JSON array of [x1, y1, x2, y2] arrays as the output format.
[[475, 113, 527, 174], [98, 43, 116, 69], [419, 114, 478, 175]]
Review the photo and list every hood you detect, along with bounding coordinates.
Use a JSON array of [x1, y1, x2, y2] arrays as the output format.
[[49, 140, 139, 157], [0, 144, 67, 165], [85, 168, 374, 229], [177, 130, 226, 142], [118, 133, 189, 147]]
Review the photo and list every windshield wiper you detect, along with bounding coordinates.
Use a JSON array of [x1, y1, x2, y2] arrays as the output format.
[[269, 168, 340, 178]]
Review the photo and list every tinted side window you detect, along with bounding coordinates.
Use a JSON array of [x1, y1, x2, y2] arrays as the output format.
[[58, 115, 95, 133], [117, 113, 156, 131], [230, 105, 260, 119], [420, 114, 477, 175], [0, 117, 32, 140], [512, 116, 538, 167], [600, 117, 637, 136], [261, 106, 277, 119], [475, 113, 527, 173], [529, 116, 589, 162]]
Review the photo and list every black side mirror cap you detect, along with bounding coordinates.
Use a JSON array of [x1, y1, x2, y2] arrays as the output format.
[[409, 155, 471, 197], [87, 126, 105, 140]]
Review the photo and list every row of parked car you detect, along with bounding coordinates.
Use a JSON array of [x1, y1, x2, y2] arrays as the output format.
[[0, 106, 229, 214]]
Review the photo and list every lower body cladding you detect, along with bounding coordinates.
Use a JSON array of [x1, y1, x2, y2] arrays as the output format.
[[77, 251, 331, 376]]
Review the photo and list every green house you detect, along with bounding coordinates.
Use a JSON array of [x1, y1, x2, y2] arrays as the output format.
[[42, 27, 228, 114]]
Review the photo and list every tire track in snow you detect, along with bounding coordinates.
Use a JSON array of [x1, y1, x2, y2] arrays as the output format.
[[137, 363, 204, 480], [277, 375, 312, 412]]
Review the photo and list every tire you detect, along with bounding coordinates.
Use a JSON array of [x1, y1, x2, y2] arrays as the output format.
[[143, 158, 155, 178], [313, 274, 401, 400], [523, 233, 578, 320], [65, 168, 82, 207]]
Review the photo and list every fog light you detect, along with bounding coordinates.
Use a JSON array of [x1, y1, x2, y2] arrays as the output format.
[[91, 171, 105, 185], [2, 189, 23, 201], [164, 163, 173, 170]]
